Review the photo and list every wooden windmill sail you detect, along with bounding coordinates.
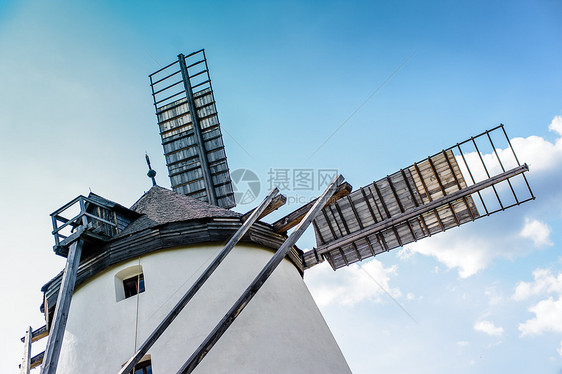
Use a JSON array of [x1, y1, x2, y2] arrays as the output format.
[[303, 126, 534, 270], [22, 50, 534, 374], [150, 50, 236, 209]]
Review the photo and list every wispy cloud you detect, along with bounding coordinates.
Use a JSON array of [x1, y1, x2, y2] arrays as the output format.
[[405, 234, 493, 278], [548, 115, 562, 136], [305, 259, 401, 307], [485, 284, 504, 306], [474, 320, 504, 337], [513, 268, 562, 301]]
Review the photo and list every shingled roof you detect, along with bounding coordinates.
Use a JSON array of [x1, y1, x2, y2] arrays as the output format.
[[117, 186, 240, 237]]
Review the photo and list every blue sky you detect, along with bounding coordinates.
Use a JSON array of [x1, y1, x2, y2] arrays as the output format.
[[0, 0, 561, 372]]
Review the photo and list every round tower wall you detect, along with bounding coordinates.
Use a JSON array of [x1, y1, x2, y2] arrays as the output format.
[[56, 243, 351, 374]]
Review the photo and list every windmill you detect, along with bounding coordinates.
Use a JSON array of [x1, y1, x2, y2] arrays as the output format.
[[20, 50, 534, 374]]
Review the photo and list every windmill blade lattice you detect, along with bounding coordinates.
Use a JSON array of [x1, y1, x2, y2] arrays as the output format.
[[149, 50, 236, 209], [305, 125, 534, 270]]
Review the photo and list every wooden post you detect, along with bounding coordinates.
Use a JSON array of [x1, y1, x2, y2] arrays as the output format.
[[41, 239, 84, 374], [240, 193, 287, 222], [176, 174, 344, 374], [21, 326, 32, 374], [118, 188, 280, 374]]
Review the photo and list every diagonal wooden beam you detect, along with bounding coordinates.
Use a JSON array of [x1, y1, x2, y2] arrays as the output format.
[[118, 188, 280, 374], [241, 194, 287, 222], [20, 325, 48, 343], [20, 326, 32, 374], [272, 182, 352, 233], [176, 174, 344, 374], [41, 239, 84, 374]]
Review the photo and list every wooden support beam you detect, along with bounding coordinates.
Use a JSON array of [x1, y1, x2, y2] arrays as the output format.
[[30, 352, 44, 370], [41, 239, 84, 374], [20, 325, 48, 343], [272, 182, 352, 233], [241, 194, 287, 222], [176, 175, 344, 374], [43, 294, 50, 331], [20, 351, 44, 371], [20, 326, 32, 374], [118, 188, 280, 374]]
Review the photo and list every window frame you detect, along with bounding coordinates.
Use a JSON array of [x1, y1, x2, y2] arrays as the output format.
[[123, 273, 145, 299], [115, 264, 145, 302], [132, 359, 152, 374]]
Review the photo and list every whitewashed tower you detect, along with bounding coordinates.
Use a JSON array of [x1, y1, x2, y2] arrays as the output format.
[[42, 186, 352, 373]]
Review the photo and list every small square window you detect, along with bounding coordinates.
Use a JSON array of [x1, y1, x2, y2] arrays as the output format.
[[123, 273, 145, 299], [132, 359, 152, 374]]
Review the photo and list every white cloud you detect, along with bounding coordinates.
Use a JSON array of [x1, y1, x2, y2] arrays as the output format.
[[549, 115, 562, 136], [305, 259, 401, 307], [485, 285, 503, 305], [520, 218, 553, 247], [406, 232, 498, 278], [509, 135, 562, 173], [513, 268, 562, 301], [516, 269, 562, 340], [397, 246, 414, 260], [558, 341, 562, 357], [474, 320, 504, 337], [519, 297, 562, 336]]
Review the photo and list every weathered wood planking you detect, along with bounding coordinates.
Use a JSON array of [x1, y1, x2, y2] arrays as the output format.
[[30, 351, 44, 369], [20, 325, 48, 343], [308, 150, 480, 270], [241, 194, 287, 222]]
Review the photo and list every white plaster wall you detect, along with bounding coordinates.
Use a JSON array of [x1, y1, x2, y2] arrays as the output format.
[[57, 243, 351, 373]]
